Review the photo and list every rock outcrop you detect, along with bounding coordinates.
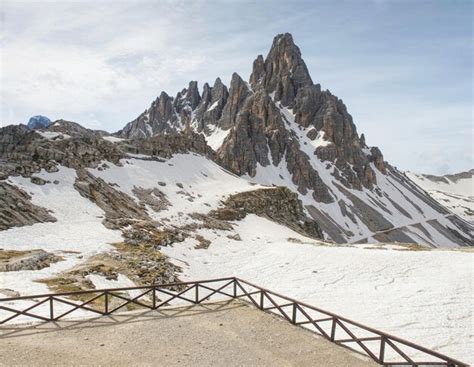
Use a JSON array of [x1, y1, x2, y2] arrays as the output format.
[[0, 122, 124, 178], [0, 182, 57, 230], [74, 169, 152, 229], [210, 187, 323, 239], [0, 249, 62, 272]]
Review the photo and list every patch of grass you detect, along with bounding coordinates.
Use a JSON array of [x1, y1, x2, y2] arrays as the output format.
[[0, 249, 32, 261]]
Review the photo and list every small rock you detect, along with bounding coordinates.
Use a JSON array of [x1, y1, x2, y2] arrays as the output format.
[[30, 176, 47, 185]]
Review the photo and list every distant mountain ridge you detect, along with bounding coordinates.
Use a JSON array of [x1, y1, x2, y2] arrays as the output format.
[[27, 115, 51, 130], [406, 170, 473, 223]]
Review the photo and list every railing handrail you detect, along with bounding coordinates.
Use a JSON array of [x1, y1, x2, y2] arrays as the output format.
[[0, 277, 236, 301], [0, 277, 468, 366]]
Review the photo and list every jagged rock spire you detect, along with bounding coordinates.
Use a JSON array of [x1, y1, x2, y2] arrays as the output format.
[[249, 54, 265, 89], [219, 73, 250, 130], [251, 33, 313, 107], [186, 81, 201, 110], [210, 77, 228, 104]]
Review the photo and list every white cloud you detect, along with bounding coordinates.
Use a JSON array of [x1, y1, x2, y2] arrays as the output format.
[[0, 0, 211, 128]]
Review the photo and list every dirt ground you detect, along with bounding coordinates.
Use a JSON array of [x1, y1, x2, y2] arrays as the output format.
[[0, 300, 375, 366]]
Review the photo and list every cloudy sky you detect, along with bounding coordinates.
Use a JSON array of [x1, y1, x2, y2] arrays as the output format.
[[1, 0, 472, 174]]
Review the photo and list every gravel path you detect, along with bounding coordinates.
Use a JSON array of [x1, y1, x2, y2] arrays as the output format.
[[0, 301, 374, 366]]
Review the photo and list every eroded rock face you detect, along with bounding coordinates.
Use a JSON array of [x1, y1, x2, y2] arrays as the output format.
[[0, 122, 216, 180], [0, 182, 57, 230], [217, 89, 332, 203], [125, 131, 215, 159], [210, 187, 323, 239], [194, 78, 229, 133], [74, 169, 151, 229], [217, 90, 277, 175], [219, 73, 250, 130], [0, 123, 124, 177], [0, 249, 62, 272]]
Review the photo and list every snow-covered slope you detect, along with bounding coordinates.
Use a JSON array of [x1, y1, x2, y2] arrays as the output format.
[[88, 153, 260, 225], [406, 170, 473, 223], [161, 215, 474, 364], [0, 166, 123, 296], [0, 153, 257, 296]]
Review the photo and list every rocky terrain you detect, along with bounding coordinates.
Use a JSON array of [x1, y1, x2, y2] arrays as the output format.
[[0, 249, 62, 272], [0, 181, 56, 230]]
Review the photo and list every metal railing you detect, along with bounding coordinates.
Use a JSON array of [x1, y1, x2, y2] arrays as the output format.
[[0, 277, 468, 366]]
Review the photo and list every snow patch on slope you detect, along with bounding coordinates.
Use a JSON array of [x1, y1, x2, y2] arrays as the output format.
[[103, 136, 125, 143], [0, 166, 122, 296], [205, 127, 230, 151], [406, 171, 473, 223], [36, 131, 71, 140], [89, 154, 260, 225]]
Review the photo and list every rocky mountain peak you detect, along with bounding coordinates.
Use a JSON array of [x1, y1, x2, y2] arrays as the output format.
[[27, 115, 51, 130], [218, 73, 250, 130], [211, 77, 228, 103], [185, 80, 201, 110], [253, 33, 313, 107], [194, 78, 229, 133], [118, 33, 386, 191], [249, 54, 265, 89]]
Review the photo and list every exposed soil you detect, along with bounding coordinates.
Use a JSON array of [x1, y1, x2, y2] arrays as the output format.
[[0, 301, 375, 367]]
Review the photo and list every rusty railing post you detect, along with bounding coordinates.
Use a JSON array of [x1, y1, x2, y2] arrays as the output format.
[[292, 303, 297, 324], [195, 284, 199, 304], [104, 291, 109, 315], [330, 317, 337, 341], [49, 296, 54, 320], [152, 286, 156, 309], [233, 279, 237, 298], [379, 336, 385, 364]]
